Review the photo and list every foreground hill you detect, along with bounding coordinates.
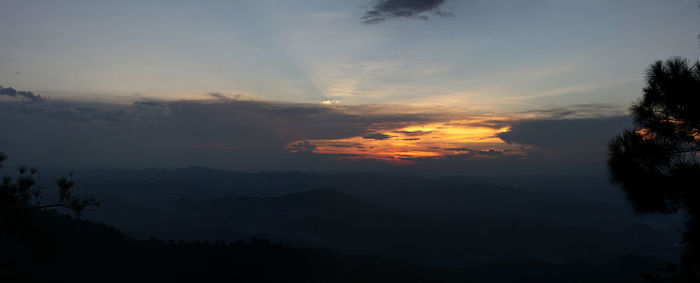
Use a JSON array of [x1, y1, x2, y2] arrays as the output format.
[[2, 211, 674, 283]]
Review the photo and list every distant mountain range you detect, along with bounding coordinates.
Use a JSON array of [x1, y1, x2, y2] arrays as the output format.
[[74, 167, 683, 267]]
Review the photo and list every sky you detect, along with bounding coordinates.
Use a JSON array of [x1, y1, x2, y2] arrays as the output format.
[[0, 0, 698, 175]]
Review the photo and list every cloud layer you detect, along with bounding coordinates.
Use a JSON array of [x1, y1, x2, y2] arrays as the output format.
[[0, 86, 629, 176]]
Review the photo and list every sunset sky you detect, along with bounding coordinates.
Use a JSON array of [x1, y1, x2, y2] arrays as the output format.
[[0, 0, 698, 175]]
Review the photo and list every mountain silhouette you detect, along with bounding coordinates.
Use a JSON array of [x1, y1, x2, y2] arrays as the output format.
[[82, 185, 679, 266]]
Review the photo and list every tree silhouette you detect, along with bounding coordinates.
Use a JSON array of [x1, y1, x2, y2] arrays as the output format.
[[0, 152, 101, 219], [608, 57, 700, 281], [1, 152, 102, 271]]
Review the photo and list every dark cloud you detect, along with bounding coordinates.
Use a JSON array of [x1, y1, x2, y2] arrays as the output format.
[[287, 141, 316, 152], [497, 116, 632, 167], [362, 133, 393, 140], [471, 149, 503, 157], [362, 0, 449, 24], [498, 116, 631, 149], [47, 106, 125, 122], [444, 148, 505, 157], [392, 130, 433, 136], [328, 143, 362, 148], [132, 101, 161, 107], [446, 120, 512, 129], [0, 86, 44, 103]]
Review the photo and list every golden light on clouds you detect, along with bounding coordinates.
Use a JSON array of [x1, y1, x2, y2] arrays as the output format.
[[287, 117, 524, 165], [320, 99, 341, 105]]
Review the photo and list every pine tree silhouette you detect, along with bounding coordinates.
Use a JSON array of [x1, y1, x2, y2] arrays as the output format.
[[608, 57, 700, 281]]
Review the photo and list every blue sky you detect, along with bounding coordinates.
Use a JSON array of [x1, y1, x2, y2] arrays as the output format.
[[1, 0, 698, 111]]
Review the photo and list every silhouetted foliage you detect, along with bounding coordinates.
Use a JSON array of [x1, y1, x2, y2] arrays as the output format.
[[608, 57, 700, 281], [0, 152, 101, 218], [0, 152, 101, 271]]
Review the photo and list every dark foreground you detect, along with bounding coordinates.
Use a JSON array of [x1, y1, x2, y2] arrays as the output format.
[[2, 211, 673, 283]]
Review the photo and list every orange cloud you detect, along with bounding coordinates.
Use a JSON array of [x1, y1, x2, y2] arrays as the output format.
[[287, 116, 524, 165]]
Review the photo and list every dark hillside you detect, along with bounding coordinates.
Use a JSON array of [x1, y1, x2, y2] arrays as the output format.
[[2, 211, 673, 283]]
